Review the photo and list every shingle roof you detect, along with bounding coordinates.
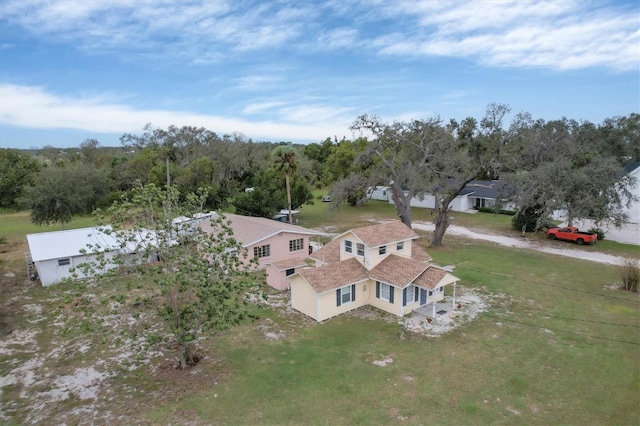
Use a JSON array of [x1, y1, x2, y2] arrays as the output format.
[[413, 266, 449, 290], [345, 220, 418, 247], [297, 258, 369, 293], [368, 255, 429, 287], [308, 238, 341, 264], [268, 257, 308, 271], [199, 213, 323, 247]]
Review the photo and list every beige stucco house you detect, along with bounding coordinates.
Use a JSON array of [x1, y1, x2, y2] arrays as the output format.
[[199, 213, 323, 290], [290, 221, 460, 322]]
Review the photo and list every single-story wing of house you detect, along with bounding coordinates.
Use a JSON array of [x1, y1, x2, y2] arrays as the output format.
[[290, 221, 460, 322], [198, 213, 324, 290], [26, 226, 160, 286]]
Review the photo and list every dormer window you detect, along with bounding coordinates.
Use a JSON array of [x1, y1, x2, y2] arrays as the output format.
[[356, 243, 365, 257], [345, 240, 352, 253], [396, 241, 404, 251], [379, 245, 387, 255]]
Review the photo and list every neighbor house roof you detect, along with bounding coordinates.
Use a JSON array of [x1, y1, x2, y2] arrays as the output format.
[[268, 257, 308, 271], [27, 226, 159, 262], [296, 258, 369, 293], [199, 213, 323, 247], [340, 220, 418, 248], [368, 255, 429, 287], [624, 161, 640, 174]]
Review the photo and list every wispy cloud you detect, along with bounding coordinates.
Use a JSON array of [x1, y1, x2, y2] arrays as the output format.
[[369, 0, 639, 71], [0, 84, 351, 142], [1, 0, 636, 71]]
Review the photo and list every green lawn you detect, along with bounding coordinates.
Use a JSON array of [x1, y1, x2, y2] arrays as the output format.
[[1, 206, 639, 424]]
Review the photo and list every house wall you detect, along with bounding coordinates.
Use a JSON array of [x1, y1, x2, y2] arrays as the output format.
[[36, 251, 120, 287], [368, 186, 391, 201], [625, 167, 640, 223], [394, 192, 470, 212], [314, 282, 368, 322], [265, 265, 298, 290], [290, 276, 319, 320], [246, 232, 310, 268]]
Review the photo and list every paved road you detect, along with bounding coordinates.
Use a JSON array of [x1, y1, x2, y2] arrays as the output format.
[[412, 221, 635, 266]]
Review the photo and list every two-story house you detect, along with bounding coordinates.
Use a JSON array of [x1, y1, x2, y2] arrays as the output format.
[[290, 221, 460, 322]]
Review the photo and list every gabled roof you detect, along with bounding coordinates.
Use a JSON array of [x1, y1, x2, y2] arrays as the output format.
[[296, 258, 369, 293], [368, 255, 429, 287], [199, 213, 323, 247], [413, 266, 450, 290], [308, 238, 342, 264], [338, 220, 418, 248], [27, 226, 159, 262]]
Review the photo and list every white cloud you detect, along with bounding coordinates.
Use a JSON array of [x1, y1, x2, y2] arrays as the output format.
[[0, 84, 351, 142]]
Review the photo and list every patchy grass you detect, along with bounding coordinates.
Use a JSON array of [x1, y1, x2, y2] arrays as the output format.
[[1, 208, 639, 425]]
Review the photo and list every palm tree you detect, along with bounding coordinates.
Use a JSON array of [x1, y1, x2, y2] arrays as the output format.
[[271, 145, 297, 224]]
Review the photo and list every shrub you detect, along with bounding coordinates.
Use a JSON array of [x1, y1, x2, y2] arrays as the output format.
[[478, 207, 516, 215], [620, 259, 639, 292], [587, 227, 605, 241]]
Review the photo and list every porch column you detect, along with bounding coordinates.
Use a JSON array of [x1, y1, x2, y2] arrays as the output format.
[[432, 301, 436, 317], [452, 282, 457, 310]]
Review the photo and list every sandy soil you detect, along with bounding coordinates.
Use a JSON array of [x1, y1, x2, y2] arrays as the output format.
[[412, 221, 636, 266]]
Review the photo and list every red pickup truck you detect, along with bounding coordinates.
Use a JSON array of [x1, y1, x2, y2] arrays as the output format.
[[546, 226, 597, 245]]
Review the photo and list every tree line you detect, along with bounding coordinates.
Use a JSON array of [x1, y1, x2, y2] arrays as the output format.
[[1, 107, 638, 245]]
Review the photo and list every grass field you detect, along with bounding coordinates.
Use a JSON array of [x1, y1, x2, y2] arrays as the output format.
[[1, 205, 639, 424]]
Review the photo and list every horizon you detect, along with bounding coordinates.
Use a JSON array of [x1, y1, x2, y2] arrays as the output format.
[[1, 0, 638, 149]]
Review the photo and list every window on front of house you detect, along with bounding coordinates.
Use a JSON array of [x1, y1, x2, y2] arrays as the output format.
[[396, 241, 404, 251], [376, 281, 394, 303], [379, 245, 386, 255], [285, 268, 295, 277], [253, 245, 271, 258], [289, 238, 304, 252], [336, 284, 356, 306], [357, 243, 365, 257], [345, 240, 352, 253], [58, 258, 70, 266]]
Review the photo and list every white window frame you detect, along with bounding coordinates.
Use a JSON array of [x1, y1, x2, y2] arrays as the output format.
[[378, 245, 386, 255], [396, 241, 404, 251], [285, 268, 295, 277], [405, 285, 416, 304], [380, 282, 391, 302], [356, 243, 365, 257], [344, 240, 352, 253], [340, 285, 352, 305], [253, 244, 271, 258], [289, 238, 304, 252]]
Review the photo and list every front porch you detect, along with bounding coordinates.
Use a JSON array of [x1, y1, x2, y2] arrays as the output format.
[[414, 298, 459, 320]]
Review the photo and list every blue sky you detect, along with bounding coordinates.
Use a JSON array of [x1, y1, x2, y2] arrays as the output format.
[[0, 0, 638, 149]]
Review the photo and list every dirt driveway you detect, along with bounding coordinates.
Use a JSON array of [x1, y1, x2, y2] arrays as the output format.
[[412, 221, 636, 266]]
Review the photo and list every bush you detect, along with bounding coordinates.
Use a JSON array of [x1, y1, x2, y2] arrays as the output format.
[[587, 227, 605, 241], [620, 259, 639, 292], [478, 207, 516, 215]]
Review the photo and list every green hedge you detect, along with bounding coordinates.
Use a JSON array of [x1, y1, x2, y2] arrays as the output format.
[[478, 207, 517, 216]]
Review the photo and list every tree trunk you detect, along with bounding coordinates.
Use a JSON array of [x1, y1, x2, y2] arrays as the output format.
[[431, 207, 450, 246], [285, 174, 293, 224], [390, 182, 412, 228]]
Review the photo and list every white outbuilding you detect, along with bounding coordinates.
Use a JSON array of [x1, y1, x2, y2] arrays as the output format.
[[26, 226, 160, 286]]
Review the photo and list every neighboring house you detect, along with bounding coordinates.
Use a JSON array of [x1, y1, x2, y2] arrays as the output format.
[[367, 181, 515, 213], [26, 227, 159, 287], [622, 161, 640, 224], [290, 221, 460, 322], [199, 213, 324, 290]]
